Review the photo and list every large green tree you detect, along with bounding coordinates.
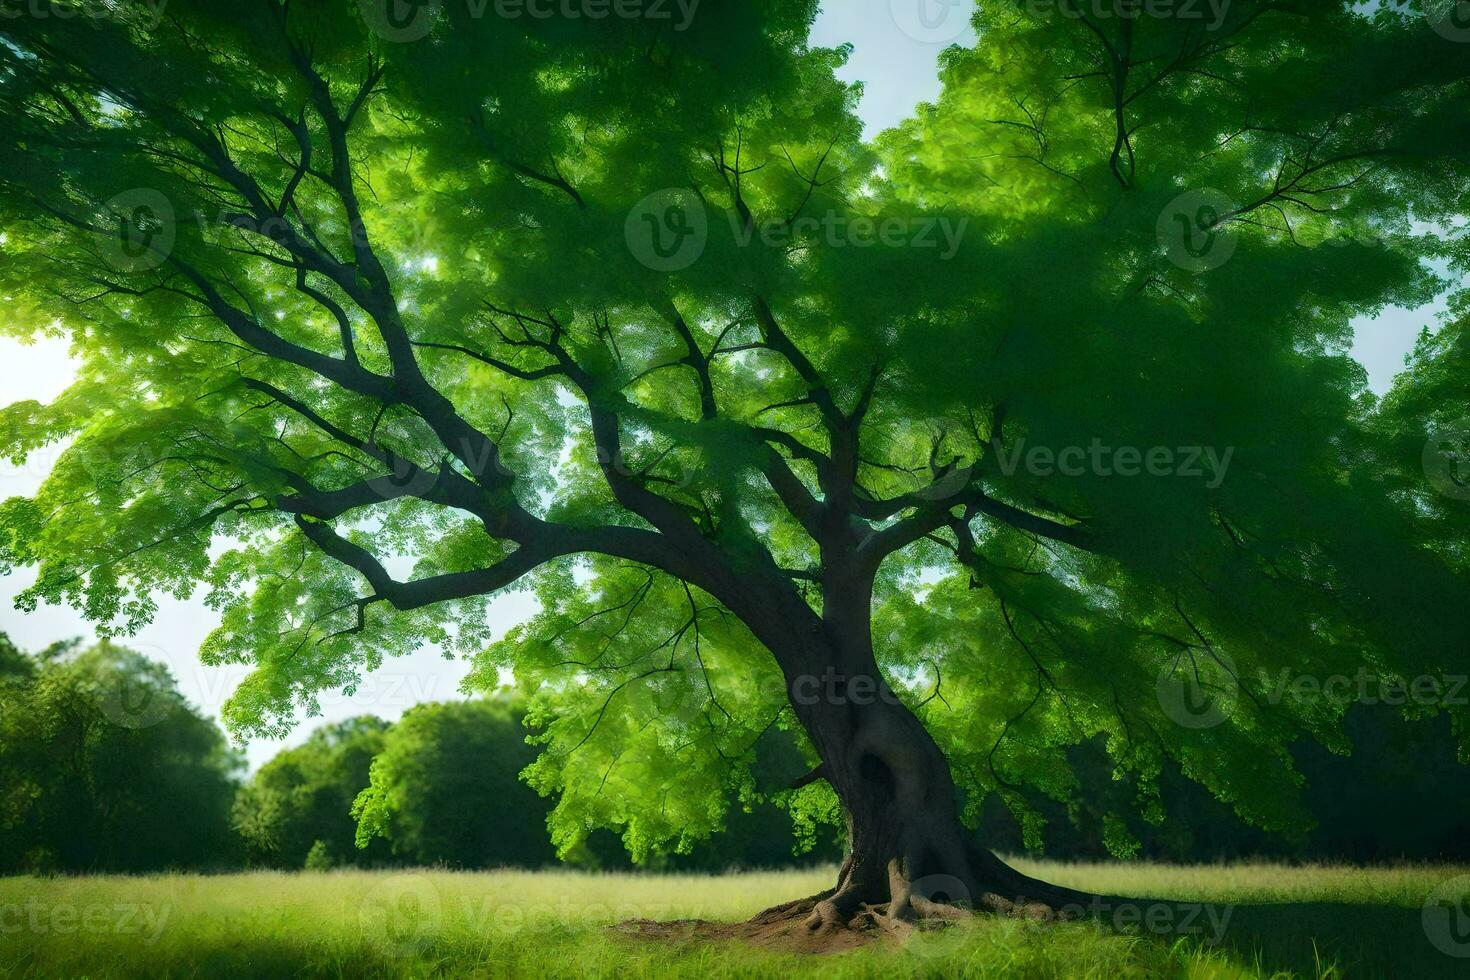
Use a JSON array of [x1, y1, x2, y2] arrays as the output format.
[[1, 0, 1468, 930]]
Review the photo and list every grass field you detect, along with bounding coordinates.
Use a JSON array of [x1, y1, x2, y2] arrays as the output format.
[[2, 861, 1469, 978]]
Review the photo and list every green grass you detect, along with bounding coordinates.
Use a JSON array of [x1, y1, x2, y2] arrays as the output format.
[[2, 861, 1468, 978]]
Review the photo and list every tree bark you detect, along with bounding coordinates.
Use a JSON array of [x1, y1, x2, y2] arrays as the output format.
[[721, 542, 1117, 935], [780, 661, 1098, 932]]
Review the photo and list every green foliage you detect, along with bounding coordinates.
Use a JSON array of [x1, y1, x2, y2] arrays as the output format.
[[0, 634, 241, 873], [233, 716, 393, 868], [0, 630, 29, 679], [303, 839, 335, 871], [351, 698, 560, 868], [352, 697, 839, 871], [778, 781, 844, 858], [477, 564, 797, 863], [0, 0, 1467, 870]]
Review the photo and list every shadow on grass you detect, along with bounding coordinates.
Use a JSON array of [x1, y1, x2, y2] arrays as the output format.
[[1135, 899, 1465, 979]]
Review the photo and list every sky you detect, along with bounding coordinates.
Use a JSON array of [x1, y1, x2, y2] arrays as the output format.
[[0, 0, 1453, 769]]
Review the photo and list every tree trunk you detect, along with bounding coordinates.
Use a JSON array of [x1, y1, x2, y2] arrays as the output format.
[[738, 562, 1112, 935], [778, 659, 1099, 933]]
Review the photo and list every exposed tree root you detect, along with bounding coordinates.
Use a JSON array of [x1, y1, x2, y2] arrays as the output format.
[[616, 893, 1092, 956], [613, 849, 1207, 957]]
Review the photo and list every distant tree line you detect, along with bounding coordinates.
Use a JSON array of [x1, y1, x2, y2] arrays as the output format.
[[2, 633, 1466, 875], [0, 635, 239, 872]]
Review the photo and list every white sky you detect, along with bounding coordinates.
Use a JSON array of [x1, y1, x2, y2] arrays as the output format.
[[0, 0, 1453, 768]]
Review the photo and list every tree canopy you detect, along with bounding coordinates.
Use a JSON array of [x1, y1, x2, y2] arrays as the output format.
[[1, 0, 1468, 921]]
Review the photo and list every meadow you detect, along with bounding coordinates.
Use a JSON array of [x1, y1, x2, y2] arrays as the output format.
[[2, 860, 1468, 979]]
